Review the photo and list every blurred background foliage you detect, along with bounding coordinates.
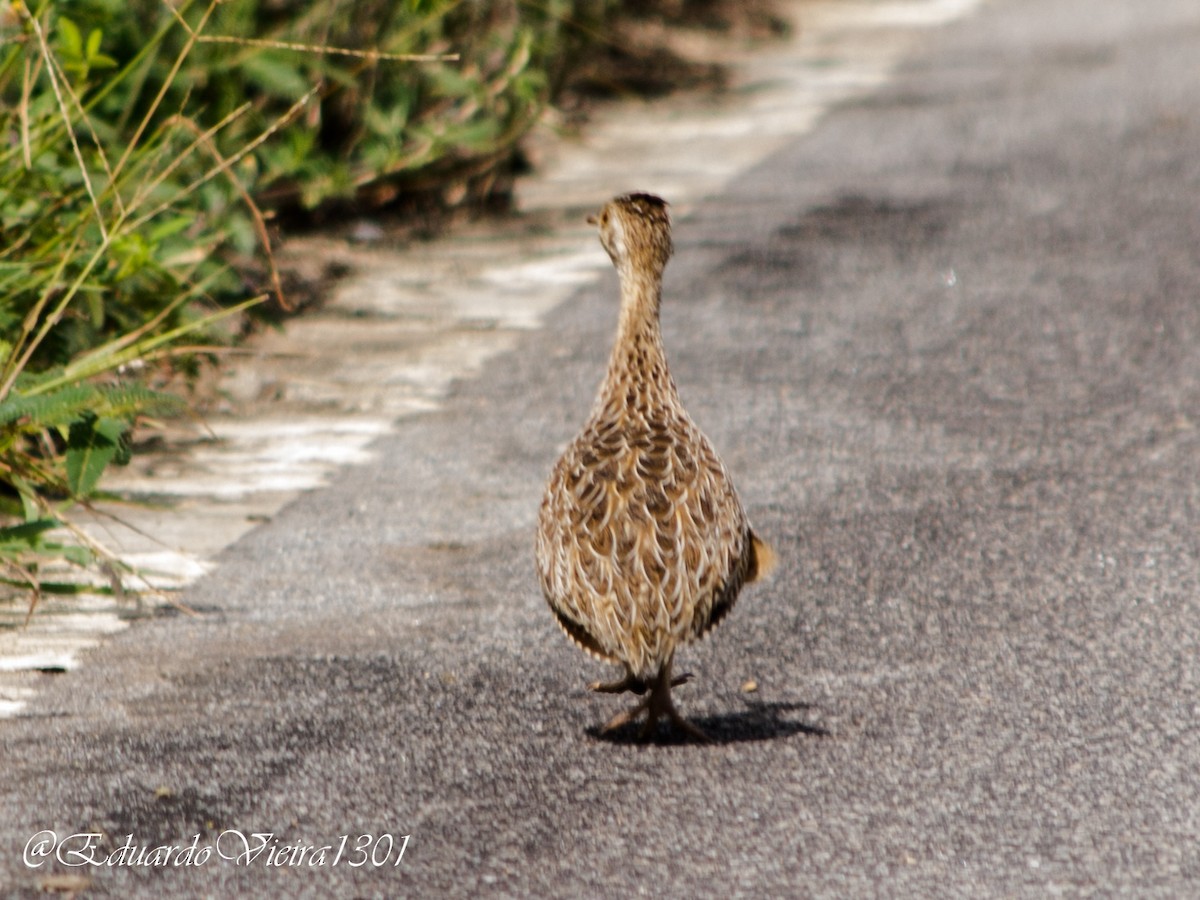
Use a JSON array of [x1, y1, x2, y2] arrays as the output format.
[[42, 0, 607, 218]]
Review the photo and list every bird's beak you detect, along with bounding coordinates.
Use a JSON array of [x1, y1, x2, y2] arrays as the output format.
[[586, 213, 598, 225]]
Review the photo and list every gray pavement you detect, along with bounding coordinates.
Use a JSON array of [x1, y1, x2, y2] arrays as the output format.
[[5, 0, 1200, 894]]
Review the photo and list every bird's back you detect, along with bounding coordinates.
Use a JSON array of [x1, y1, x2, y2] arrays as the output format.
[[536, 394, 758, 680]]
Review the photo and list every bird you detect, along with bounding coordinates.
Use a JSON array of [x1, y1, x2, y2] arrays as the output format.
[[536, 191, 775, 742]]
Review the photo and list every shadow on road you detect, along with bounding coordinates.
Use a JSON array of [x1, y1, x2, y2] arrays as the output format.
[[587, 699, 830, 746]]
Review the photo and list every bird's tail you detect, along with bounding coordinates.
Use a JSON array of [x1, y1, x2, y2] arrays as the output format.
[[748, 532, 777, 583]]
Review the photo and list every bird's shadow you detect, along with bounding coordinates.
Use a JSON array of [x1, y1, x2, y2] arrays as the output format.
[[586, 698, 830, 747]]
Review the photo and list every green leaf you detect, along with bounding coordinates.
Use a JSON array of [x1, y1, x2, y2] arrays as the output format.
[[0, 578, 107, 596], [85, 290, 106, 329], [238, 53, 310, 100], [97, 383, 183, 420], [65, 413, 126, 498], [0, 385, 97, 428], [88, 53, 119, 71], [147, 215, 194, 243], [58, 17, 84, 60], [0, 518, 61, 550], [10, 474, 42, 523]]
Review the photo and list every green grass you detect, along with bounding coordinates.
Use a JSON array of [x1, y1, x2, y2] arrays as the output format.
[[0, 1, 275, 612]]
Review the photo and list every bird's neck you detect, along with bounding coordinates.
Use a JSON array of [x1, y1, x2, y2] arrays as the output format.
[[598, 264, 675, 408]]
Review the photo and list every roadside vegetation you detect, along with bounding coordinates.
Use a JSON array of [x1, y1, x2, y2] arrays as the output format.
[[0, 0, 778, 614]]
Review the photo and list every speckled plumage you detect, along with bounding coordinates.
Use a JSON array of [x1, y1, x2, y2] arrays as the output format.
[[536, 192, 774, 740]]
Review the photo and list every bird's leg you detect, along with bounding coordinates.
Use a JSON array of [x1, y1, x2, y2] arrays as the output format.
[[589, 671, 646, 694], [646, 658, 711, 742], [590, 669, 692, 695], [601, 658, 710, 743]]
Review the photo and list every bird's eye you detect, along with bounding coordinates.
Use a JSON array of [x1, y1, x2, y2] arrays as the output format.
[[601, 211, 609, 224]]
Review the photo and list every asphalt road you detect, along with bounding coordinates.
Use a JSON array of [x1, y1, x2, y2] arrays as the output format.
[[5, 0, 1200, 895]]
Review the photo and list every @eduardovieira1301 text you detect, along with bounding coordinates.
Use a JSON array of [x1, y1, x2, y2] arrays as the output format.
[[24, 829, 411, 869]]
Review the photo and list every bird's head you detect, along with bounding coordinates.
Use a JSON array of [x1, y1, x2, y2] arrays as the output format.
[[588, 192, 673, 278]]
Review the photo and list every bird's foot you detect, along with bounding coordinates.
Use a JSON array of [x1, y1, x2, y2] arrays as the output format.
[[599, 664, 710, 743], [589, 673, 646, 695], [661, 704, 712, 743]]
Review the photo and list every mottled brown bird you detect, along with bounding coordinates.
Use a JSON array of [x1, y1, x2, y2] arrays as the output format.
[[536, 192, 775, 741]]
